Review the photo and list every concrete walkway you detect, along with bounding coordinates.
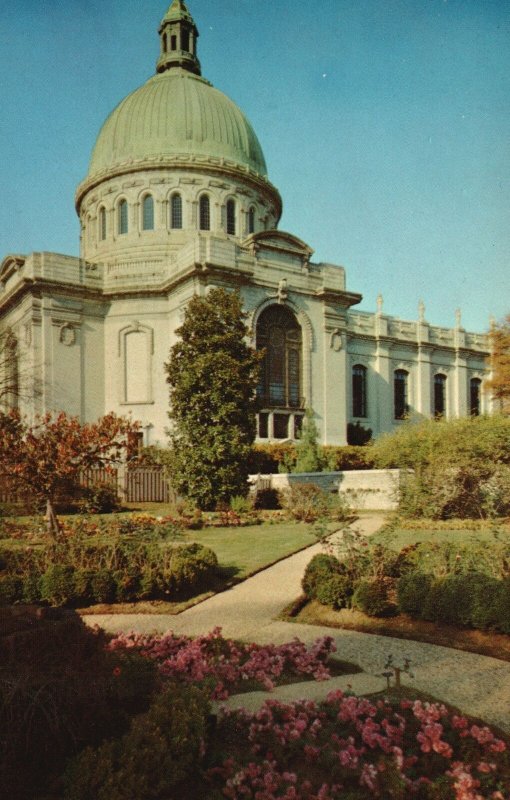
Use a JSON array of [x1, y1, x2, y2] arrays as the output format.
[[84, 514, 510, 734]]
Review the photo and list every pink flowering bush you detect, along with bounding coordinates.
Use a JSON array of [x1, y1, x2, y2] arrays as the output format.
[[206, 693, 510, 799], [108, 627, 336, 700]]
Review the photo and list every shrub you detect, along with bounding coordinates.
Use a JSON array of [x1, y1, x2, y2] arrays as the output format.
[[352, 577, 397, 617], [396, 572, 433, 617], [80, 482, 120, 514], [161, 543, 218, 598], [40, 565, 78, 606], [302, 553, 343, 599], [281, 482, 346, 522], [113, 569, 141, 603], [62, 683, 209, 800], [0, 574, 22, 605], [494, 578, 510, 634], [469, 573, 504, 630], [346, 421, 372, 446], [21, 573, 41, 603], [229, 494, 252, 515], [89, 569, 116, 604], [0, 609, 156, 800], [322, 444, 375, 471], [315, 573, 353, 609], [421, 575, 472, 626], [252, 487, 281, 510], [372, 415, 510, 519]]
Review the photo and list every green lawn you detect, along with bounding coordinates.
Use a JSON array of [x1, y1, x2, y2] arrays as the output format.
[[371, 524, 509, 552], [184, 522, 314, 580]]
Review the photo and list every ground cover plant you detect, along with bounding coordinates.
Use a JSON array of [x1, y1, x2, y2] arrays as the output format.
[[205, 692, 510, 800], [107, 627, 336, 699]]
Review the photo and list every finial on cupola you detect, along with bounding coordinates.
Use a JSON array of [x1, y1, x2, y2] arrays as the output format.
[[157, 0, 201, 76]]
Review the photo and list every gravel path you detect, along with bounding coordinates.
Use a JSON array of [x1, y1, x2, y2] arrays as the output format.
[[84, 513, 510, 733]]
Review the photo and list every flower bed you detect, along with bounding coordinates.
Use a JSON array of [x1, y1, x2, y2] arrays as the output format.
[[107, 627, 336, 700], [207, 692, 510, 799]]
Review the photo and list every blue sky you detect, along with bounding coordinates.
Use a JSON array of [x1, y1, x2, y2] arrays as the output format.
[[1, 0, 508, 332]]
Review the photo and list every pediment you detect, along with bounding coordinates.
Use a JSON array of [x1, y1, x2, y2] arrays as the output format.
[[242, 230, 314, 260], [0, 254, 26, 283]]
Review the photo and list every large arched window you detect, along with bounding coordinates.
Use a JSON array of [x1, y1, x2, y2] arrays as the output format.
[[118, 199, 128, 234], [352, 364, 367, 418], [394, 369, 409, 420], [470, 377, 482, 416], [256, 305, 302, 408], [98, 206, 107, 241], [171, 193, 182, 229], [434, 373, 447, 417], [226, 199, 236, 235], [142, 194, 154, 230], [247, 206, 256, 235], [199, 195, 210, 230]]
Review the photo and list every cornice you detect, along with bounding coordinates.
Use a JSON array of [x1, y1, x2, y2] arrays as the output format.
[[75, 156, 282, 218]]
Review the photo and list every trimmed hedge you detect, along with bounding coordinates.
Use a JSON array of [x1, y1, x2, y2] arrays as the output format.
[[351, 577, 397, 617], [0, 542, 218, 607]]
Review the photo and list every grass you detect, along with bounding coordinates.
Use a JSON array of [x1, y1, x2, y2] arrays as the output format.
[[1, 511, 317, 614], [371, 521, 510, 552]]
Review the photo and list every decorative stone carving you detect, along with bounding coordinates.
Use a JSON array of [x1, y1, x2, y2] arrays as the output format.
[[330, 328, 343, 351], [59, 324, 75, 346]]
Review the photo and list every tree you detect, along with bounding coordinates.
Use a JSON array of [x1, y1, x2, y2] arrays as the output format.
[[293, 408, 323, 473], [165, 288, 262, 510], [487, 313, 510, 414], [0, 411, 138, 536]]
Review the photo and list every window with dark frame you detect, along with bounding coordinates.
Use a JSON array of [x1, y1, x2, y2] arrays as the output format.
[[470, 377, 481, 416], [199, 195, 210, 230], [142, 194, 154, 231], [171, 193, 183, 229], [434, 373, 446, 417], [226, 199, 236, 235], [118, 199, 128, 234], [256, 305, 302, 409], [394, 369, 409, 420], [352, 364, 367, 418]]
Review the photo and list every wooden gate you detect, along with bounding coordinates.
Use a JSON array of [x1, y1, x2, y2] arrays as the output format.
[[125, 468, 170, 503]]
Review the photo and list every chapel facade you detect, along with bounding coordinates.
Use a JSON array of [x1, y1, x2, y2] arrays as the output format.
[[0, 1, 490, 446]]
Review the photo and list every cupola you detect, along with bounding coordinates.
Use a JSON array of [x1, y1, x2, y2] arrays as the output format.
[[157, 0, 201, 75]]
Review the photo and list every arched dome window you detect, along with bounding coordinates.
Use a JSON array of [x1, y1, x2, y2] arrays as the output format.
[[199, 195, 210, 231], [434, 373, 447, 417], [256, 305, 302, 409], [171, 193, 183, 229], [394, 369, 409, 420], [118, 199, 128, 235], [352, 364, 367, 418], [247, 206, 256, 235], [226, 199, 236, 235], [142, 194, 154, 230], [98, 207, 107, 241]]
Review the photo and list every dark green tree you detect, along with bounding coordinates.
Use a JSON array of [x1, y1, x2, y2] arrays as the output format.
[[165, 288, 262, 509], [293, 408, 323, 473]]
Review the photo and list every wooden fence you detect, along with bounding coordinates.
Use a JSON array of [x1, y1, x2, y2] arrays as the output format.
[[0, 467, 171, 505]]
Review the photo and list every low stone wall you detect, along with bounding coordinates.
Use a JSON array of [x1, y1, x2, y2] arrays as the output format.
[[249, 469, 402, 511]]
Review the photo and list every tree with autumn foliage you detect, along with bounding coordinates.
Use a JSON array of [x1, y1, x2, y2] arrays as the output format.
[[0, 411, 138, 536], [487, 313, 510, 414]]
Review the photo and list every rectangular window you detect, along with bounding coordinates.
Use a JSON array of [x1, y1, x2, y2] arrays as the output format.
[[394, 370, 408, 420], [258, 412, 269, 438], [273, 414, 289, 439], [352, 365, 367, 417]]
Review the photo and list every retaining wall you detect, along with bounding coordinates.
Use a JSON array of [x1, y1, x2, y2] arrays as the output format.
[[249, 469, 403, 511]]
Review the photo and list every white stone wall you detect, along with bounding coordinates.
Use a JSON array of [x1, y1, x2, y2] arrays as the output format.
[[250, 469, 402, 511]]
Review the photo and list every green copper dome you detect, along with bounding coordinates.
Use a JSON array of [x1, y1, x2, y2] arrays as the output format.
[[87, 69, 268, 180]]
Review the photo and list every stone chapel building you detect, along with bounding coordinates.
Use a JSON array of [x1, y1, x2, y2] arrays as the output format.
[[0, 1, 490, 446]]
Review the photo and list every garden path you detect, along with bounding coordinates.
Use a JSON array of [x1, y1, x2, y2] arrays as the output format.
[[84, 513, 510, 734]]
